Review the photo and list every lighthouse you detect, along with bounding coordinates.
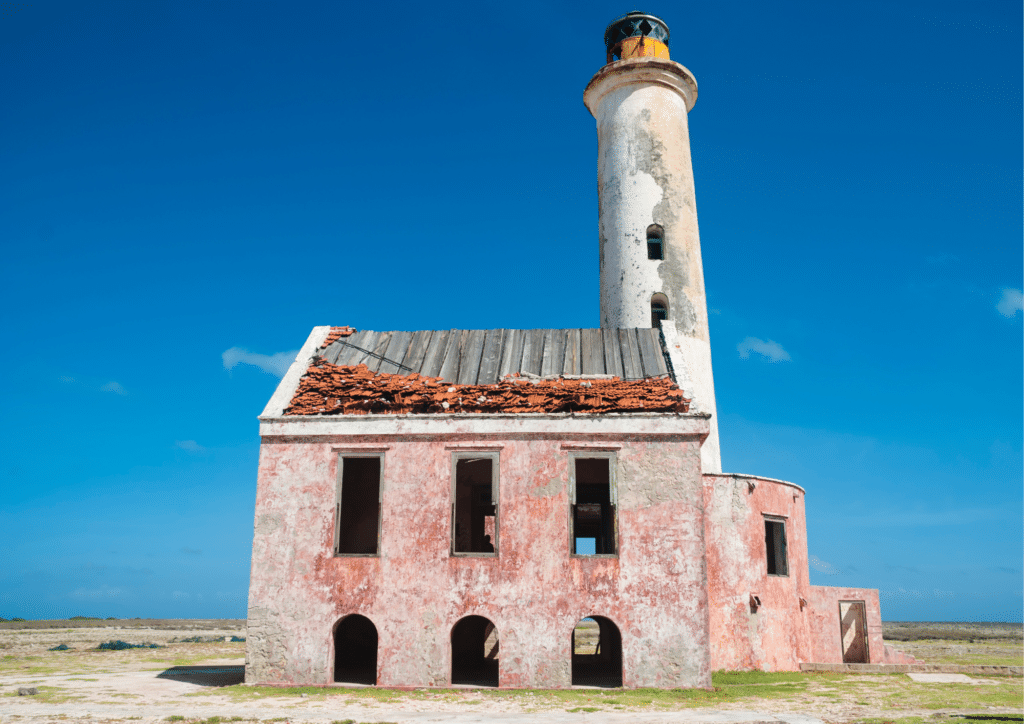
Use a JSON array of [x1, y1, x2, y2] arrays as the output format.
[[584, 12, 721, 473]]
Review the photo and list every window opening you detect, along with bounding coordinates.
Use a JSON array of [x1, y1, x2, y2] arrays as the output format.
[[452, 454, 499, 555], [571, 456, 616, 556], [651, 294, 669, 330], [571, 616, 622, 687], [333, 614, 378, 685], [451, 615, 499, 686], [646, 224, 664, 260], [335, 456, 382, 555], [764, 516, 788, 576]]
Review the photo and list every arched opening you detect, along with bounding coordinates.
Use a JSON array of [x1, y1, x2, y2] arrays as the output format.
[[646, 224, 664, 260], [451, 615, 499, 687], [651, 293, 669, 330], [571, 616, 623, 687], [333, 614, 377, 685]]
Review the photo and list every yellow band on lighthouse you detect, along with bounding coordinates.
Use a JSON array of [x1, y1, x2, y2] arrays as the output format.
[[609, 35, 669, 63]]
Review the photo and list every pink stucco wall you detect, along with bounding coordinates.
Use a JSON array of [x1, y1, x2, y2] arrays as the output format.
[[703, 473, 884, 670], [703, 473, 811, 671], [247, 427, 713, 688]]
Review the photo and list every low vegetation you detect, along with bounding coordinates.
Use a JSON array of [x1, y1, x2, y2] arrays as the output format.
[[0, 620, 1019, 722]]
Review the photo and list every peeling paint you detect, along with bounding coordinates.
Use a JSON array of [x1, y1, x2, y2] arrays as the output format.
[[248, 434, 712, 688], [584, 57, 721, 473], [703, 473, 885, 671]]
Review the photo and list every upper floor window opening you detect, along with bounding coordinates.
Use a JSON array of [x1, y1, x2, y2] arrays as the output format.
[[646, 224, 664, 260], [570, 454, 617, 556], [334, 455, 384, 556], [451, 452, 499, 556]]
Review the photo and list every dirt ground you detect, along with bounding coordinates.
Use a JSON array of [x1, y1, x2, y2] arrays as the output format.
[[0, 619, 1020, 724]]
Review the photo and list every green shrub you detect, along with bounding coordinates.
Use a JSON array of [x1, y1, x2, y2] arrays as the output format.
[[97, 640, 163, 651]]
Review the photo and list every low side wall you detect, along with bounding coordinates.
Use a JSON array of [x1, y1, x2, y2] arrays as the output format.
[[703, 473, 811, 671], [806, 586, 884, 664]]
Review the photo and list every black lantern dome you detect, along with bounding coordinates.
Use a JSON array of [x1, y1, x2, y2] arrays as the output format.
[[603, 11, 670, 55]]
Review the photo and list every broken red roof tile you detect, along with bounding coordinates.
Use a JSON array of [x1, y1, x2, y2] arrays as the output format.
[[321, 326, 356, 348], [284, 360, 689, 416]]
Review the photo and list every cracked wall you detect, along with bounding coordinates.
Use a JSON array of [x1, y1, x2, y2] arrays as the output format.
[[247, 426, 711, 688]]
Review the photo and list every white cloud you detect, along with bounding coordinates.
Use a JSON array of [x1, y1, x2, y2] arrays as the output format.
[[174, 440, 206, 453], [996, 288, 1022, 318], [809, 555, 840, 574], [881, 587, 957, 602], [71, 585, 123, 600], [100, 381, 127, 396], [222, 347, 297, 378], [58, 376, 76, 384], [172, 591, 190, 600], [737, 337, 791, 362]]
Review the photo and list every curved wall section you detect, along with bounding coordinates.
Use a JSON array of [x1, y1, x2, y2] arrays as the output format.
[[702, 473, 884, 670], [702, 473, 811, 671]]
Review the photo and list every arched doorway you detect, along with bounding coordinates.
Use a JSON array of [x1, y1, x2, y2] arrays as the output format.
[[571, 616, 622, 687], [451, 615, 499, 686], [333, 614, 377, 685]]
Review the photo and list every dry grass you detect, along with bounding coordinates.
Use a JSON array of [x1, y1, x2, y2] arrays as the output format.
[[0, 619, 1019, 723]]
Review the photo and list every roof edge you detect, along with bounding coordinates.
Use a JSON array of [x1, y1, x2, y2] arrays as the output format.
[[260, 326, 332, 418], [705, 471, 807, 494], [260, 410, 713, 422]]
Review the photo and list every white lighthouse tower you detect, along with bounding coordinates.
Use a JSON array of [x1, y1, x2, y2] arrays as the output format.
[[584, 12, 721, 473]]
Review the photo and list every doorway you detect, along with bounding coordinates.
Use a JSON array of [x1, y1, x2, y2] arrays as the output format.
[[451, 615, 499, 686], [571, 616, 623, 687], [333, 614, 378, 684], [839, 601, 869, 663]]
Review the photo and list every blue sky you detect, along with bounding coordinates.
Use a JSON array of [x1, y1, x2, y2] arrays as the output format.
[[1, 1, 1020, 622]]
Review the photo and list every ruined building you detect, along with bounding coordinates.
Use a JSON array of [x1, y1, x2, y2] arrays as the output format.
[[246, 12, 908, 688]]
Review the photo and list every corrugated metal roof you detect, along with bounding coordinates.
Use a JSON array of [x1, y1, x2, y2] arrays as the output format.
[[318, 328, 671, 384]]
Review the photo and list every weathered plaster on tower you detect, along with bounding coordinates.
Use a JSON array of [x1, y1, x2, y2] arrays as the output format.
[[585, 57, 721, 472]]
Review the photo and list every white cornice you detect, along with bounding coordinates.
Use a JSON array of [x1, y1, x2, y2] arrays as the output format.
[[259, 411, 711, 439], [584, 57, 698, 114]]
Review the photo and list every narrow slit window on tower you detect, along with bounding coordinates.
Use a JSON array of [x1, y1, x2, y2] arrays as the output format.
[[571, 455, 616, 556], [651, 293, 669, 330], [451, 453, 499, 556], [335, 456, 383, 556], [764, 516, 789, 576], [646, 224, 664, 260]]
